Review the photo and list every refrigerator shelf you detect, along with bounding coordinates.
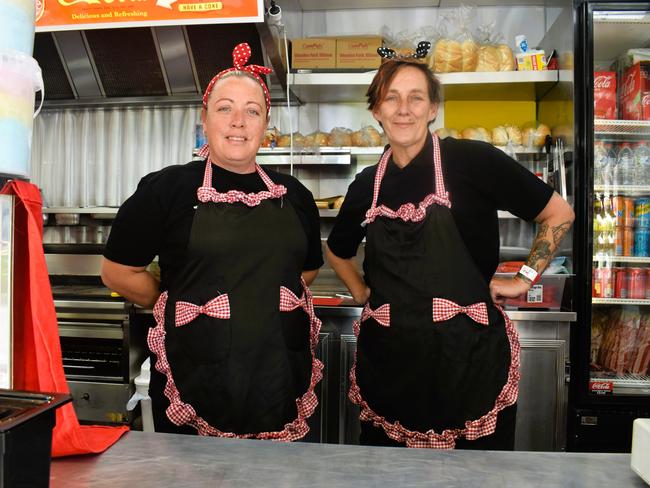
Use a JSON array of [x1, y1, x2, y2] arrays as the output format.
[[594, 120, 650, 136], [592, 298, 650, 305], [591, 374, 650, 395], [592, 255, 650, 263], [594, 185, 650, 195]]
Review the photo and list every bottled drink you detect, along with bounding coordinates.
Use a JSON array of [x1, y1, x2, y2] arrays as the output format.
[[634, 140, 650, 184], [615, 142, 634, 186], [602, 195, 616, 256], [594, 140, 608, 186], [605, 142, 617, 187], [594, 195, 604, 255]]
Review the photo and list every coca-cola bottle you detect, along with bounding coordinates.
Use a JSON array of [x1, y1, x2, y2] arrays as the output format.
[[634, 140, 650, 185], [615, 142, 634, 186]]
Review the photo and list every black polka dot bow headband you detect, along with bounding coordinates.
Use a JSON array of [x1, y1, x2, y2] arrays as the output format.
[[377, 41, 431, 60]]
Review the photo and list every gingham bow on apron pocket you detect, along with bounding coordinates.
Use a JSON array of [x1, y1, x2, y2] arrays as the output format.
[[431, 298, 489, 326], [175, 294, 231, 327]]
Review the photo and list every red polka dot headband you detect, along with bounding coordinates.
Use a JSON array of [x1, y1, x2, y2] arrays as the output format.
[[202, 43, 273, 117]]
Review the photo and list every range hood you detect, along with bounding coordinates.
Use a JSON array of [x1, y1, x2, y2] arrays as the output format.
[[34, 22, 291, 108]]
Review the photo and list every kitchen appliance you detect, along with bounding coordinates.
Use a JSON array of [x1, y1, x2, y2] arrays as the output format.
[[570, 0, 650, 452], [46, 251, 147, 424]]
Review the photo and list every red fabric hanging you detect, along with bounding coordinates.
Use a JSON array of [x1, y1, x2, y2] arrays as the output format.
[[1, 180, 128, 457]]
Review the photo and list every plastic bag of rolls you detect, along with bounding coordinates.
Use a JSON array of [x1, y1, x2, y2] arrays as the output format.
[[351, 125, 383, 147], [522, 122, 552, 148], [474, 22, 515, 72], [434, 127, 461, 139], [328, 127, 353, 147]]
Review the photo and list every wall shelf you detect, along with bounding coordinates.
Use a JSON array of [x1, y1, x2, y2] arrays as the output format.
[[289, 70, 560, 103]]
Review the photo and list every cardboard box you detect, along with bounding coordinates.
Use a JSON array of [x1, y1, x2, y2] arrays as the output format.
[[291, 37, 336, 69], [594, 71, 617, 120], [336, 36, 382, 69], [515, 50, 546, 71], [620, 61, 650, 120]]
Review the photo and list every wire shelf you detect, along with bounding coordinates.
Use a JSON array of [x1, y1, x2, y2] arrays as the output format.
[[594, 119, 650, 136]]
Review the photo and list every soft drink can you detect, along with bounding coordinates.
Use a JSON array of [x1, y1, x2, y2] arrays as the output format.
[[636, 197, 650, 228], [612, 196, 626, 226], [625, 197, 635, 227], [615, 226, 624, 255], [615, 267, 629, 298], [634, 227, 650, 256], [624, 226, 635, 256], [628, 267, 647, 299]]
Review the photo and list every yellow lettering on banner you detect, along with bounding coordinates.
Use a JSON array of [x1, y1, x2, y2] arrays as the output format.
[[178, 1, 221, 11], [59, 0, 100, 6]]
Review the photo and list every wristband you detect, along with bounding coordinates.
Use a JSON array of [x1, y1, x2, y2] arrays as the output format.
[[517, 265, 538, 283]]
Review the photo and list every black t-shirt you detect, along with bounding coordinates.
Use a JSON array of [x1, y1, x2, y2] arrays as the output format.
[[104, 160, 323, 291], [327, 136, 554, 283]]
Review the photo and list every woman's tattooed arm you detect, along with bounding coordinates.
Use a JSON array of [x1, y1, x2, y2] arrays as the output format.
[[518, 220, 573, 284]]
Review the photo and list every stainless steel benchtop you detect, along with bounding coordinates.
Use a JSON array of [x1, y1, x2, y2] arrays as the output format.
[[50, 431, 642, 488]]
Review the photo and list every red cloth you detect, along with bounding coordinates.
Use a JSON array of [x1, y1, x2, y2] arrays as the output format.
[[1, 180, 128, 457]]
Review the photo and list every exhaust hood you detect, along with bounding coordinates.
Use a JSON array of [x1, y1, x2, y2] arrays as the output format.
[[33, 22, 291, 108]]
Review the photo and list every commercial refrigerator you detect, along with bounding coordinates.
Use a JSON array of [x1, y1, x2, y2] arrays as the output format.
[[570, 0, 650, 452]]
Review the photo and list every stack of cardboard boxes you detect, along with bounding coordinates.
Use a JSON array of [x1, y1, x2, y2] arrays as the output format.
[[291, 36, 383, 70]]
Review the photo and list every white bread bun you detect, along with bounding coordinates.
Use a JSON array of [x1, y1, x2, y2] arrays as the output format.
[[475, 45, 500, 72], [522, 123, 552, 148], [497, 44, 515, 71], [461, 127, 492, 143], [492, 126, 509, 146], [461, 39, 478, 72], [433, 39, 462, 73], [435, 127, 460, 139], [505, 125, 522, 146], [327, 127, 353, 147]]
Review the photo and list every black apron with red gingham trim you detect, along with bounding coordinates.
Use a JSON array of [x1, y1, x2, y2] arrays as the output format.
[[149, 163, 312, 436], [355, 135, 515, 444]]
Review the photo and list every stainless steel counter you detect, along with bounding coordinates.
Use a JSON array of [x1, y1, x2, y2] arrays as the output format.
[[50, 431, 643, 488]]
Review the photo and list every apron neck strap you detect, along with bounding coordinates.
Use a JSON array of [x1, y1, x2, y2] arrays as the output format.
[[369, 133, 449, 211], [202, 159, 279, 193]]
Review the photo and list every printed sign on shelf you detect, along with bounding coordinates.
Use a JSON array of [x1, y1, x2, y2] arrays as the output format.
[[589, 381, 614, 395], [35, 0, 263, 31]]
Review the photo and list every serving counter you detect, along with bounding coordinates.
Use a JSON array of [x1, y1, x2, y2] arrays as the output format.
[[50, 431, 643, 488]]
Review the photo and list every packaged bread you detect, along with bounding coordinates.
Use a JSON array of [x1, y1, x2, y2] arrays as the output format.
[[475, 45, 500, 72], [461, 39, 479, 72], [552, 125, 573, 145], [328, 127, 353, 147], [505, 125, 522, 146], [497, 44, 515, 71], [303, 131, 329, 148], [261, 127, 279, 148], [461, 126, 492, 144], [522, 123, 552, 148], [432, 39, 462, 73], [351, 125, 382, 147], [435, 128, 460, 139], [491, 126, 509, 146], [333, 196, 345, 209], [276, 132, 305, 148]]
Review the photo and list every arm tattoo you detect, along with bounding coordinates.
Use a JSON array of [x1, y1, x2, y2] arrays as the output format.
[[525, 220, 571, 272], [551, 220, 572, 247]]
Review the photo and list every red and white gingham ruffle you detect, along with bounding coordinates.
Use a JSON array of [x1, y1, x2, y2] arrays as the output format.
[[196, 159, 287, 207], [348, 304, 520, 449], [363, 133, 450, 226], [148, 280, 323, 441]]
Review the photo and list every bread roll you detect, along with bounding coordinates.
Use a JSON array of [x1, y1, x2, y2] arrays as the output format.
[[505, 125, 522, 146], [522, 123, 552, 148], [497, 44, 515, 71], [461, 39, 478, 72], [328, 127, 353, 147], [552, 125, 573, 145], [435, 128, 460, 139], [333, 196, 345, 209], [475, 126, 492, 144], [475, 45, 500, 72], [433, 39, 462, 73], [276, 132, 305, 148], [303, 131, 329, 148], [352, 126, 382, 147], [492, 126, 509, 146]]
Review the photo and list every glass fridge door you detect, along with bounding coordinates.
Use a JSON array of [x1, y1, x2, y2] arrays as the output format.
[[0, 194, 13, 388], [590, 7, 650, 397]]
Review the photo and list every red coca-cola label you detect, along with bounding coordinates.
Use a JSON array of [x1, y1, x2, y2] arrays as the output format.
[[621, 62, 650, 120], [589, 381, 614, 394], [643, 92, 650, 120], [594, 71, 617, 119]]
